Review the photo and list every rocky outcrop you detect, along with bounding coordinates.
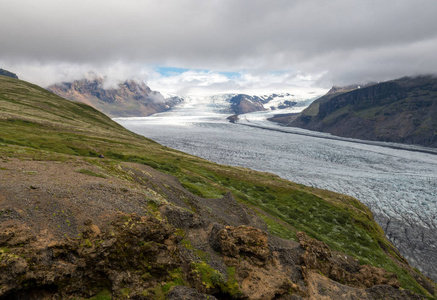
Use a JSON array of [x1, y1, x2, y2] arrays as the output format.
[[287, 76, 437, 148], [48, 78, 182, 117], [229, 94, 297, 115], [3, 215, 428, 299], [0, 214, 181, 299], [230, 94, 267, 114], [297, 232, 400, 288], [0, 68, 18, 79]]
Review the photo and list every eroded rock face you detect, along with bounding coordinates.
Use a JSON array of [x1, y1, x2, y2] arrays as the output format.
[[211, 225, 270, 263], [297, 232, 400, 289], [209, 225, 298, 300], [0, 217, 433, 299], [0, 213, 181, 299]]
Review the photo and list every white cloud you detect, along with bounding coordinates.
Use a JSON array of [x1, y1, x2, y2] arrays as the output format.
[[1, 0, 436, 90], [147, 69, 327, 97], [0, 60, 151, 88]]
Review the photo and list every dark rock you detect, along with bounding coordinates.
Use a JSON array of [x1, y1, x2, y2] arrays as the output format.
[[0, 69, 18, 79], [227, 114, 239, 123], [167, 286, 218, 300], [229, 94, 267, 115], [161, 205, 203, 229]]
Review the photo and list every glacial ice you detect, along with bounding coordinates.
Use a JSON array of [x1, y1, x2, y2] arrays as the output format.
[[115, 95, 437, 280]]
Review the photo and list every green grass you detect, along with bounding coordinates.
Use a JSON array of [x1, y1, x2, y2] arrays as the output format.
[[258, 214, 298, 241], [322, 104, 351, 124], [0, 76, 434, 298]]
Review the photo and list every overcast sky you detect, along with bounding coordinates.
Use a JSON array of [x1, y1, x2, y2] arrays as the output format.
[[1, 0, 437, 95]]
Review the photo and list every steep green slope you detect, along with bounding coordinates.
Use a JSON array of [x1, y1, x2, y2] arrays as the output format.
[[0, 75, 435, 299], [289, 76, 437, 147]]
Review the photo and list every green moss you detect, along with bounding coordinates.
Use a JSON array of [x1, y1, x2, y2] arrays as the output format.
[[181, 238, 194, 250], [174, 228, 185, 237], [151, 285, 165, 300], [192, 262, 224, 290], [162, 268, 186, 293], [83, 239, 92, 248], [120, 288, 131, 298], [0, 248, 11, 254], [87, 290, 111, 300], [221, 267, 242, 297], [190, 262, 242, 297], [195, 249, 210, 261]]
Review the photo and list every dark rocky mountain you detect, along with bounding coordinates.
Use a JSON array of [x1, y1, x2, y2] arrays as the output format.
[[0, 68, 18, 79], [229, 93, 297, 115], [48, 78, 182, 117], [1, 76, 435, 299], [230, 94, 267, 114], [283, 76, 437, 148]]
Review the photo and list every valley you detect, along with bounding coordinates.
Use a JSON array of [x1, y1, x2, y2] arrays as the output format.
[[117, 95, 437, 281], [1, 75, 435, 299], [2, 1, 437, 298]]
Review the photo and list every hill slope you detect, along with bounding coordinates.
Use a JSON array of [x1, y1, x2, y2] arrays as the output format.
[[48, 77, 182, 117], [0, 75, 435, 299], [282, 76, 437, 148]]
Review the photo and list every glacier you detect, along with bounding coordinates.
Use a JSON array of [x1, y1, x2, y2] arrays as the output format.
[[115, 95, 437, 280]]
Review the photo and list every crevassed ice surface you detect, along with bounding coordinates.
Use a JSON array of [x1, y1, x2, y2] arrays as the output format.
[[115, 95, 437, 280]]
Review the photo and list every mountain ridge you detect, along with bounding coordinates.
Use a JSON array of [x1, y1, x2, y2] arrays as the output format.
[[279, 76, 437, 148], [48, 77, 182, 117]]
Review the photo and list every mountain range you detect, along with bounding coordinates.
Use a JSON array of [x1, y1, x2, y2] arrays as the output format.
[[48, 78, 182, 118], [273, 76, 437, 148], [1, 74, 435, 299], [49, 79, 300, 118]]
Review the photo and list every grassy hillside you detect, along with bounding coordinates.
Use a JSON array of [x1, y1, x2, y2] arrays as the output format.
[[0, 75, 435, 299]]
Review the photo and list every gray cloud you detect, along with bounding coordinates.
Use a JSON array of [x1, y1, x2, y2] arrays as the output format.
[[1, 0, 437, 90]]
